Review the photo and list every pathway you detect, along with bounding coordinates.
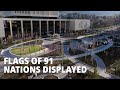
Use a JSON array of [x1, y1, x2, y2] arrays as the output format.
[[0, 36, 120, 79]]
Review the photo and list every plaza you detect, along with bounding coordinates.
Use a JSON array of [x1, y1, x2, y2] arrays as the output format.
[[1, 32, 120, 79], [0, 11, 120, 79]]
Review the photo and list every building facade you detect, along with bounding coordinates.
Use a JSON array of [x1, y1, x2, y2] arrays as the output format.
[[0, 11, 90, 40], [0, 11, 59, 18]]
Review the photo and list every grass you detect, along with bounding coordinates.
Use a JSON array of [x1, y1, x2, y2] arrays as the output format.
[[11, 45, 44, 55]]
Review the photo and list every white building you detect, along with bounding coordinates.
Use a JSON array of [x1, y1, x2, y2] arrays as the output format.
[[0, 11, 59, 18], [68, 19, 90, 31], [0, 11, 90, 40]]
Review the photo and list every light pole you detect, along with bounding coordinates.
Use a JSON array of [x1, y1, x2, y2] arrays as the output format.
[[91, 37, 95, 65]]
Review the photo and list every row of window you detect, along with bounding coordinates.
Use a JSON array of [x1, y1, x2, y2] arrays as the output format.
[[14, 11, 50, 15], [14, 11, 58, 16], [14, 11, 30, 14]]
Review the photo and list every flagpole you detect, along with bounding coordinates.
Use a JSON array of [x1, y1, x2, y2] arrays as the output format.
[[62, 41, 64, 67]]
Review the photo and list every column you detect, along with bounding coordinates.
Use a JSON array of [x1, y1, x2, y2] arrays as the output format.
[[59, 20, 61, 35], [47, 21, 49, 36], [9, 20, 13, 37], [53, 20, 55, 34], [39, 20, 41, 37], [65, 21, 66, 33], [21, 20, 24, 38], [0, 38, 3, 44], [31, 20, 33, 37]]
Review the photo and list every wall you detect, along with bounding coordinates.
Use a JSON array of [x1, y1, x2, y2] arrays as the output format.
[[68, 20, 75, 30], [68, 19, 90, 31], [75, 19, 90, 30], [0, 11, 59, 18], [0, 18, 5, 38]]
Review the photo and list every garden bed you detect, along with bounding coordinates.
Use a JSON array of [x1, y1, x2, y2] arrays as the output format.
[[76, 55, 97, 67], [69, 48, 84, 56], [63, 70, 104, 79], [44, 75, 58, 79], [97, 47, 120, 77], [47, 59, 74, 69], [11, 45, 44, 55], [40, 49, 63, 57]]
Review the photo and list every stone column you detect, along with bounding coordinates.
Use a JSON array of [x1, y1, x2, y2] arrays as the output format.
[[53, 20, 55, 34], [65, 21, 66, 33], [31, 20, 33, 37], [47, 21, 49, 36], [39, 20, 41, 37], [59, 20, 61, 34], [21, 20, 24, 38], [9, 20, 13, 37]]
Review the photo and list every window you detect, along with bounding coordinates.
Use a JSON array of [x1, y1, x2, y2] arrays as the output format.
[[22, 11, 24, 14], [25, 11, 27, 14], [19, 11, 22, 13], [36, 11, 39, 14], [41, 11, 44, 15], [28, 11, 30, 14], [33, 11, 35, 14]]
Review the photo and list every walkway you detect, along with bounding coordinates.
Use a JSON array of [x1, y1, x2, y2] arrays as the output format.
[[0, 36, 120, 79]]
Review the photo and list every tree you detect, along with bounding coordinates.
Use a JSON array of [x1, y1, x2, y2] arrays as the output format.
[[114, 60, 120, 76], [93, 66, 100, 79], [7, 35, 13, 45]]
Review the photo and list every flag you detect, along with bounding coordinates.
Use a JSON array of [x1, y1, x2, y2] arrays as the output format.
[[48, 46, 50, 53]]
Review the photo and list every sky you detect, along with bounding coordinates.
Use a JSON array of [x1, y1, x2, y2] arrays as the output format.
[[61, 11, 120, 16]]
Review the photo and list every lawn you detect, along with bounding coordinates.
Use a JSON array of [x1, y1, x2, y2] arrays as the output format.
[[11, 45, 44, 55]]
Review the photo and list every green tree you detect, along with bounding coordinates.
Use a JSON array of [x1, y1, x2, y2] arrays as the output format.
[[93, 66, 100, 79], [114, 60, 120, 76], [7, 35, 13, 45]]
